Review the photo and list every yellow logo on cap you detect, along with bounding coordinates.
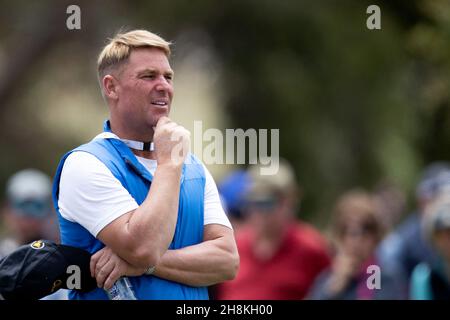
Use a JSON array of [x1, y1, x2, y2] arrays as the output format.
[[30, 240, 45, 249]]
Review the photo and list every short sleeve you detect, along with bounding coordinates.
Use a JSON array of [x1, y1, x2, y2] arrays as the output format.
[[202, 164, 233, 229], [58, 151, 139, 237]]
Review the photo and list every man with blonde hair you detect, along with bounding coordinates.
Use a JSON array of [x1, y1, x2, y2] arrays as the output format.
[[52, 29, 239, 299]]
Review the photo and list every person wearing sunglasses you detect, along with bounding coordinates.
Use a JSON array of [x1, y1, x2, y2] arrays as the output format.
[[308, 190, 403, 299], [0, 169, 58, 259]]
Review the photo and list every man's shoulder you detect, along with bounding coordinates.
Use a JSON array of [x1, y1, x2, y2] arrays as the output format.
[[64, 132, 117, 154], [60, 146, 116, 184], [64, 150, 104, 168], [73, 134, 115, 154], [62, 134, 119, 169], [289, 222, 330, 253], [185, 153, 203, 166]]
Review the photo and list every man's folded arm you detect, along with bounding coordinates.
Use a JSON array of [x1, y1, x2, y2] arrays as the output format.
[[152, 223, 240, 286], [96, 162, 182, 268], [59, 151, 182, 269]]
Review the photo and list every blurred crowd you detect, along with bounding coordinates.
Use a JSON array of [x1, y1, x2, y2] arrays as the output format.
[[2, 160, 450, 300], [213, 160, 450, 300]]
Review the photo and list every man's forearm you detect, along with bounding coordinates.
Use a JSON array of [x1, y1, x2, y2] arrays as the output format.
[[93, 226, 239, 288], [98, 163, 182, 268], [153, 235, 239, 287], [97, 117, 191, 269], [126, 164, 181, 261]]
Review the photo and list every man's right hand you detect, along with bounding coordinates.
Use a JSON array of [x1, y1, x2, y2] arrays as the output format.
[[95, 117, 188, 269], [153, 116, 191, 167], [90, 246, 148, 290]]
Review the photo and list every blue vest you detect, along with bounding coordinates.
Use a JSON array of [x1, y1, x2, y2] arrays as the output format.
[[52, 121, 208, 300]]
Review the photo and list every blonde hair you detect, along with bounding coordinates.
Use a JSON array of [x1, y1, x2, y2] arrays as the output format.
[[97, 29, 171, 81]]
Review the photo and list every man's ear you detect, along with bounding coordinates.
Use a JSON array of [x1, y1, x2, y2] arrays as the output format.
[[102, 75, 119, 100]]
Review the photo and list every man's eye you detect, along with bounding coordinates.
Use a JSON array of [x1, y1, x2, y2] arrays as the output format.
[[165, 75, 173, 81], [143, 75, 155, 79]]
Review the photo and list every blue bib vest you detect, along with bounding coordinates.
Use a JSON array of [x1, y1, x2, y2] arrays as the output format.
[[52, 121, 208, 300]]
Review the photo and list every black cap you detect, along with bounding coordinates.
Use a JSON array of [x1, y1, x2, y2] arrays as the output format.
[[0, 240, 97, 300]]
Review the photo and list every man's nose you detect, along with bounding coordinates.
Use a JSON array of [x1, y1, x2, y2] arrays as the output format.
[[155, 76, 172, 91]]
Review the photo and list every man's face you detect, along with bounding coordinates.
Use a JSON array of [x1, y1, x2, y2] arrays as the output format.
[[113, 47, 174, 136], [247, 196, 289, 236], [339, 218, 378, 263]]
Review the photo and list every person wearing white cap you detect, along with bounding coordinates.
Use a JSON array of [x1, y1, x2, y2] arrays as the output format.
[[0, 168, 58, 259], [0, 169, 67, 300]]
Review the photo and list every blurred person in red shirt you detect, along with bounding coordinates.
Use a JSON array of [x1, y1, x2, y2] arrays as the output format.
[[216, 159, 330, 300]]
